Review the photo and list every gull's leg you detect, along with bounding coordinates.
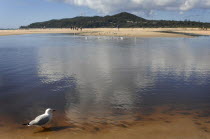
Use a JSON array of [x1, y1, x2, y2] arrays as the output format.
[[41, 126, 46, 129]]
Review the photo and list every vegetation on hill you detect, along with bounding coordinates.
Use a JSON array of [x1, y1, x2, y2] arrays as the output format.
[[20, 12, 210, 28]]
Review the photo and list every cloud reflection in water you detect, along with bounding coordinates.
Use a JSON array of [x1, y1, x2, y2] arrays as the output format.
[[37, 36, 210, 122]]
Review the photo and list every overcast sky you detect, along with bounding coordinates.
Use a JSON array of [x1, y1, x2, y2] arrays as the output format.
[[1, 0, 210, 28]]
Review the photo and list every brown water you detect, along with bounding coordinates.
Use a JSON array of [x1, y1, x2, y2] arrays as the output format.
[[0, 34, 210, 137]]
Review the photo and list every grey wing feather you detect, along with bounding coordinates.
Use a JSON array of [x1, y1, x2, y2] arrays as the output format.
[[36, 115, 50, 125], [30, 114, 50, 126]]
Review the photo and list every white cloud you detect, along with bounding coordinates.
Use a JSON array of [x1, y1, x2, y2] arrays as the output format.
[[48, 0, 210, 14]]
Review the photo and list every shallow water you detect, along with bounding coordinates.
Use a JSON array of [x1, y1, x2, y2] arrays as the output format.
[[0, 34, 210, 127]]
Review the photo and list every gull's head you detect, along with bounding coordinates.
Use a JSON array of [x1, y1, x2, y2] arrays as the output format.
[[45, 108, 56, 114]]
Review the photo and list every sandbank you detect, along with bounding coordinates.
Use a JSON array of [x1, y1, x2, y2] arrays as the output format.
[[0, 28, 210, 38]]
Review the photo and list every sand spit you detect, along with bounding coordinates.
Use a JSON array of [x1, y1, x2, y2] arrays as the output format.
[[0, 28, 210, 38]]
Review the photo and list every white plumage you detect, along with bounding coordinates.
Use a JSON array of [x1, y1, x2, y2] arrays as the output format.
[[24, 108, 55, 127]]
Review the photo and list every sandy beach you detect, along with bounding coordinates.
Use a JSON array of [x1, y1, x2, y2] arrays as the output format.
[[0, 28, 210, 38]]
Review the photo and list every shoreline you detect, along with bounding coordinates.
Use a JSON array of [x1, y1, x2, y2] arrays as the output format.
[[1, 106, 210, 139], [0, 28, 210, 38]]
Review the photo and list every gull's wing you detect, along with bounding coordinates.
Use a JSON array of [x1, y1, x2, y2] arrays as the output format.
[[29, 114, 50, 126]]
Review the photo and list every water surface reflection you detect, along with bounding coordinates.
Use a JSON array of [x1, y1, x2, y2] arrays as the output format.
[[0, 34, 210, 124]]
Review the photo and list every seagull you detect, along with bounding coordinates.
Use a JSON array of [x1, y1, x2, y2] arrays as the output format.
[[23, 108, 56, 127]]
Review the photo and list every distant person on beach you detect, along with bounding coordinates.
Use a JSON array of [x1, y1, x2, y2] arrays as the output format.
[[117, 25, 120, 31], [201, 27, 208, 30]]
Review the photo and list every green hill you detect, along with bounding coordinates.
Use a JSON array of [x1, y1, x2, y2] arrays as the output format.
[[20, 12, 210, 28]]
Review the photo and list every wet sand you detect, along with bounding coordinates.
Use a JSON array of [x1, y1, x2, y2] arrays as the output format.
[[0, 28, 210, 38], [1, 106, 210, 139]]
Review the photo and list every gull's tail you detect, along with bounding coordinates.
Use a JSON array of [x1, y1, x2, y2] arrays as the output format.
[[22, 123, 30, 126]]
